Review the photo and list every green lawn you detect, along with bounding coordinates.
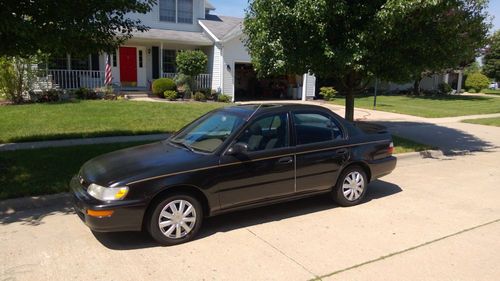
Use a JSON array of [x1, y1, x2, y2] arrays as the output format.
[[0, 136, 430, 200], [392, 135, 434, 154], [0, 142, 152, 200], [480, 89, 500, 95], [0, 100, 225, 143], [331, 94, 500, 118], [462, 117, 500, 127]]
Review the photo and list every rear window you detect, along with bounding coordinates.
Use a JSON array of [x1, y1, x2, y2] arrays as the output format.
[[293, 112, 343, 145]]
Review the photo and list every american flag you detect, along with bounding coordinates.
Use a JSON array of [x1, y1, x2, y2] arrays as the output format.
[[105, 54, 113, 85]]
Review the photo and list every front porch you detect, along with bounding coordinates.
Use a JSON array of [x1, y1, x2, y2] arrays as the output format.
[[42, 37, 214, 91]]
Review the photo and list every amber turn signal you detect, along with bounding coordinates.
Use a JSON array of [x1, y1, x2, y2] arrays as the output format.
[[87, 209, 114, 217]]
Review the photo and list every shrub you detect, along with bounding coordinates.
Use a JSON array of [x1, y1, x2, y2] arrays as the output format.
[[96, 85, 116, 100], [74, 87, 98, 100], [28, 89, 63, 103], [319, 87, 338, 101], [468, 88, 476, 93], [174, 73, 194, 98], [217, 94, 231, 103], [176, 50, 208, 77], [193, 92, 206, 101], [465, 72, 490, 92], [438, 83, 453, 94], [152, 78, 176, 97], [0, 56, 41, 103], [163, 90, 178, 101]]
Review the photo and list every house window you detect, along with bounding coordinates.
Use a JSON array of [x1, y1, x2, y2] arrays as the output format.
[[112, 51, 117, 67], [139, 50, 143, 68], [71, 54, 90, 70], [159, 0, 193, 24], [178, 0, 193, 24], [162, 49, 176, 73], [160, 0, 176, 22], [47, 56, 68, 70]]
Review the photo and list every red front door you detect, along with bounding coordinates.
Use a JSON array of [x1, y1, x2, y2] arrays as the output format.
[[119, 47, 137, 85]]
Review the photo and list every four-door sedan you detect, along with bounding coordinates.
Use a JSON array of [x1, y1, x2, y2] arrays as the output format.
[[71, 104, 397, 245]]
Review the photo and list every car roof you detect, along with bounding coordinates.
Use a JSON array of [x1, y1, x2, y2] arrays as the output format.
[[221, 103, 331, 118]]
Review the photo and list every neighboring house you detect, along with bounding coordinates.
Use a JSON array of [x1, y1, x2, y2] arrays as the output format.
[[380, 71, 465, 93], [44, 0, 315, 101]]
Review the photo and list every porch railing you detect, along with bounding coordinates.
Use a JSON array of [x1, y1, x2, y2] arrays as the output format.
[[44, 69, 106, 90], [162, 73, 212, 90]]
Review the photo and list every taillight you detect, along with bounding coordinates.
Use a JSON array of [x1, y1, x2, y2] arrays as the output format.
[[388, 141, 394, 155]]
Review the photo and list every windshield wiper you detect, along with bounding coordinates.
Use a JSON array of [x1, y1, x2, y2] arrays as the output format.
[[170, 140, 195, 152]]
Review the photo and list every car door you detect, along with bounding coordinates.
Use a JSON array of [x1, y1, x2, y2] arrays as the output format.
[[293, 110, 349, 193], [216, 112, 296, 209]]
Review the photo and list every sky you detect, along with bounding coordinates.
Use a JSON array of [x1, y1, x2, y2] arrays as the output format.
[[210, 0, 499, 32]]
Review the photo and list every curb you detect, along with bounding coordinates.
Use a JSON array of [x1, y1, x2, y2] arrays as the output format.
[[395, 150, 445, 161], [0, 192, 71, 215], [0, 134, 169, 152]]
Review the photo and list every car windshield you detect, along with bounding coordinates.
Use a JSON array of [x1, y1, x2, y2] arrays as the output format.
[[170, 111, 246, 153]]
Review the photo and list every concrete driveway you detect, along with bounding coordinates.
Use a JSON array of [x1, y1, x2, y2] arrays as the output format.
[[1, 149, 499, 281]]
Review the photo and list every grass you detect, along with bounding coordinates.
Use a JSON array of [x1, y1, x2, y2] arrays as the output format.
[[0, 141, 152, 200], [462, 117, 500, 127], [479, 89, 500, 95], [0, 100, 225, 143], [392, 135, 434, 154], [0, 136, 430, 200], [330, 94, 500, 118]]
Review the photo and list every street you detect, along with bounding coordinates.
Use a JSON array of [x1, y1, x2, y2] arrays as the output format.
[[1, 148, 499, 280]]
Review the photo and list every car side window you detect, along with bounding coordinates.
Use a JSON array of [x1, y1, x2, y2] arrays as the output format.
[[236, 113, 289, 152], [293, 112, 343, 145]]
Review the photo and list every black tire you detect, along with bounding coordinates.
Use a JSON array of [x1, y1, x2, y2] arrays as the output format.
[[332, 166, 368, 207], [147, 194, 203, 246]]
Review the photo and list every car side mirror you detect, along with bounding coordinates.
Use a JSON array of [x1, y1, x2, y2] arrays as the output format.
[[227, 142, 248, 156]]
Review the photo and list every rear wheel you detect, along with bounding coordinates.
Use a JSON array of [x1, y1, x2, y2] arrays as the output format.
[[147, 194, 203, 246], [332, 166, 368, 207]]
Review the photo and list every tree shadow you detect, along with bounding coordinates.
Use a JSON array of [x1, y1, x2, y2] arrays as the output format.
[[375, 121, 497, 155], [0, 196, 74, 226], [92, 180, 402, 250]]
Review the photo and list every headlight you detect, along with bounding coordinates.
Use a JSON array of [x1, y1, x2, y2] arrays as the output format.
[[87, 183, 129, 201]]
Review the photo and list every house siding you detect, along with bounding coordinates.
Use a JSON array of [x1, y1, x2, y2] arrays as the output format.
[[222, 35, 251, 98], [128, 0, 206, 32], [211, 44, 223, 92]]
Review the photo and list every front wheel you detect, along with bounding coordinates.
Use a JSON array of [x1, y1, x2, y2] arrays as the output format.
[[147, 194, 203, 246], [332, 166, 368, 207]]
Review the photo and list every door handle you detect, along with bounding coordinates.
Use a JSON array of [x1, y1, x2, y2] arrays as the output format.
[[336, 148, 348, 155], [278, 156, 293, 164]]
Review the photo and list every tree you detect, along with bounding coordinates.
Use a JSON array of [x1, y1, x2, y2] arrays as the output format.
[[176, 50, 208, 77], [465, 72, 490, 91], [244, 0, 489, 121], [371, 0, 489, 95], [483, 31, 500, 81], [175, 50, 208, 96], [0, 0, 155, 57]]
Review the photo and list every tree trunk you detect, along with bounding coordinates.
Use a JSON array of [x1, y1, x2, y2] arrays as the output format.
[[345, 87, 355, 122], [413, 77, 422, 95]]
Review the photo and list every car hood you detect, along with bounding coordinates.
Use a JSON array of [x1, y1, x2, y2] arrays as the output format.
[[80, 141, 213, 186]]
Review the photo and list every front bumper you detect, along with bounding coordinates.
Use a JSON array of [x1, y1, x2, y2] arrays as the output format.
[[368, 156, 397, 180], [70, 176, 147, 232]]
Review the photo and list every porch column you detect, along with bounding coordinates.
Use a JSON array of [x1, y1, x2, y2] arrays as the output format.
[[444, 73, 449, 84], [457, 70, 463, 93], [302, 74, 307, 101], [160, 42, 163, 78]]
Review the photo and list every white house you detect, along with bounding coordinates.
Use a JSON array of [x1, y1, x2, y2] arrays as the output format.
[[45, 0, 316, 101]]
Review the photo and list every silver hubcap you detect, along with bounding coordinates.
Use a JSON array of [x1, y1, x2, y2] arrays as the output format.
[[158, 199, 197, 239], [342, 171, 365, 201]]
